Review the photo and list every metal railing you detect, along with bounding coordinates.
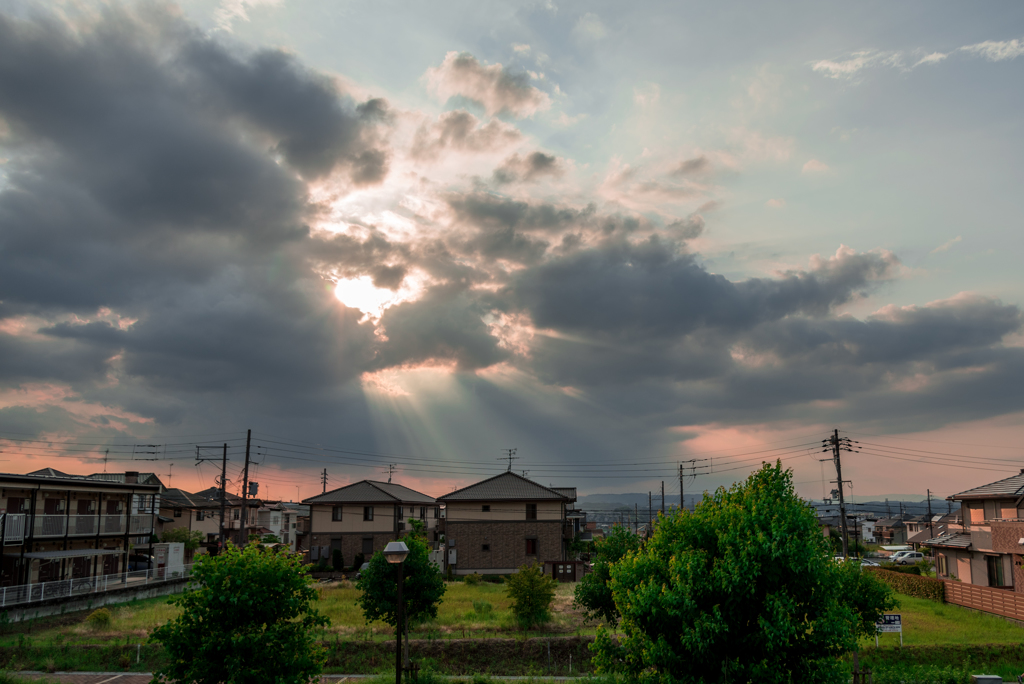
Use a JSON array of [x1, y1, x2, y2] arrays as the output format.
[[0, 563, 194, 608], [3, 514, 26, 544]]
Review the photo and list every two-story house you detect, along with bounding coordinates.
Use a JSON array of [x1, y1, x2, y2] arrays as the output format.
[[924, 471, 1024, 590], [0, 470, 161, 586], [303, 480, 438, 564], [436, 471, 575, 576]]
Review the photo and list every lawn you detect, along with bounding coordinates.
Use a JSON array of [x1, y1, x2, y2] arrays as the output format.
[[865, 594, 1024, 647], [0, 580, 594, 647]]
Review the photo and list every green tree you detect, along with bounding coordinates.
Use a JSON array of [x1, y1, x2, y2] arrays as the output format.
[[150, 543, 328, 684], [160, 527, 204, 553], [573, 525, 642, 625], [506, 562, 558, 630], [592, 462, 895, 684], [261, 533, 282, 544], [355, 533, 445, 628]]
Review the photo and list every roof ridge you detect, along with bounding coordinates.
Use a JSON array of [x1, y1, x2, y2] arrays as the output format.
[[438, 471, 569, 501]]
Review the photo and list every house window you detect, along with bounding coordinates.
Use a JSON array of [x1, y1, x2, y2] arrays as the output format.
[[196, 511, 204, 521], [332, 506, 343, 521], [987, 555, 1006, 587], [482, 544, 490, 552], [525, 538, 538, 555], [433, 507, 439, 519], [937, 554, 948, 576], [984, 501, 998, 521], [362, 537, 374, 555], [526, 504, 537, 520], [482, 505, 490, 513], [420, 507, 426, 519], [363, 506, 374, 521], [233, 509, 240, 521], [173, 509, 182, 518]]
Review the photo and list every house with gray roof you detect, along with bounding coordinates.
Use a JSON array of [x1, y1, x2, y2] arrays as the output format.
[[302, 480, 438, 568], [436, 471, 577, 576], [923, 470, 1024, 590]]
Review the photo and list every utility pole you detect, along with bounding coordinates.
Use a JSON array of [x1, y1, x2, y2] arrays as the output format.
[[823, 429, 858, 559], [661, 481, 665, 516], [679, 463, 684, 513], [634, 503, 638, 534], [648, 491, 652, 531], [239, 429, 251, 545], [927, 489, 934, 539], [321, 469, 328, 494], [219, 443, 228, 549]]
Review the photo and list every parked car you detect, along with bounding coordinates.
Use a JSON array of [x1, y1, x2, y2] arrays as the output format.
[[894, 551, 924, 565], [354, 562, 370, 579], [127, 554, 153, 571], [860, 560, 880, 567], [888, 550, 912, 563]]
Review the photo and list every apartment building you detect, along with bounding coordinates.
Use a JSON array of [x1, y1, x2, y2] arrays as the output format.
[[924, 470, 1024, 589], [0, 470, 161, 586], [303, 480, 438, 564], [437, 471, 575, 576]]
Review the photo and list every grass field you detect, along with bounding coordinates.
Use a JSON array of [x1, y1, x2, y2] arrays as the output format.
[[0, 580, 591, 647]]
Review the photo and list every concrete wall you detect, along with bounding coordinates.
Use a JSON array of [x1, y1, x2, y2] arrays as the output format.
[[1, 577, 187, 623]]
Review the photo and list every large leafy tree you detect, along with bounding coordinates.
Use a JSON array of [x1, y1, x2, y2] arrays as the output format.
[[159, 527, 204, 553], [150, 543, 329, 684], [592, 462, 895, 684], [573, 525, 643, 625], [356, 530, 446, 628]]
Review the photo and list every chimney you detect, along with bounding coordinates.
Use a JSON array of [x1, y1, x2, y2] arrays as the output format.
[[125, 471, 139, 484]]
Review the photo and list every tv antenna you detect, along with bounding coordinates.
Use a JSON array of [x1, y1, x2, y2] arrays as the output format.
[[498, 448, 518, 472]]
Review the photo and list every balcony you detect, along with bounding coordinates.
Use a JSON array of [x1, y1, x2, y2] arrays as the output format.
[[32, 515, 128, 538], [129, 515, 154, 535], [3, 514, 25, 544]]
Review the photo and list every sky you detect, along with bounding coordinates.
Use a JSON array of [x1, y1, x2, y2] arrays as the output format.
[[0, 0, 1022, 504]]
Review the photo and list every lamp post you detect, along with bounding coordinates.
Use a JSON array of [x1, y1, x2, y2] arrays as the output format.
[[383, 541, 410, 684]]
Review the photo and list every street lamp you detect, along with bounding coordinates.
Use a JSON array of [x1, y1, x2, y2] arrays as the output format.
[[383, 541, 410, 684]]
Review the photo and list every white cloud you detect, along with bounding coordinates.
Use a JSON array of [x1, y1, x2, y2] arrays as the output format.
[[512, 43, 531, 54], [765, 198, 786, 208], [802, 159, 829, 174], [914, 52, 948, 67], [812, 51, 887, 79], [424, 52, 552, 118], [960, 38, 1024, 62], [931, 236, 963, 254], [573, 13, 608, 41], [213, 0, 283, 31], [553, 111, 587, 127], [633, 82, 661, 107]]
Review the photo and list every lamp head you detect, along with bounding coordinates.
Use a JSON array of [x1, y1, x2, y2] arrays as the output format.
[[383, 540, 410, 564]]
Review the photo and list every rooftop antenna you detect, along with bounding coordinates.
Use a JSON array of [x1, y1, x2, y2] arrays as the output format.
[[499, 448, 518, 472], [382, 464, 397, 483], [103, 449, 109, 473]]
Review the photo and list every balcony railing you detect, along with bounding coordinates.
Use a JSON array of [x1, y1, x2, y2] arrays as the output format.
[[3, 514, 26, 544], [0, 564, 193, 608], [129, 515, 153, 535], [31, 515, 132, 537]]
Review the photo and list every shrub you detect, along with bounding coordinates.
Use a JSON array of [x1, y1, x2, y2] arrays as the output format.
[[881, 563, 922, 575], [332, 548, 344, 572], [505, 563, 557, 630], [351, 552, 365, 572], [465, 573, 483, 586], [86, 608, 112, 630], [873, 663, 968, 684], [865, 567, 945, 601], [472, 600, 493, 616]]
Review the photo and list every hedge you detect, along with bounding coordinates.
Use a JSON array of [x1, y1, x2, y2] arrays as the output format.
[[866, 567, 945, 601], [880, 564, 922, 575]]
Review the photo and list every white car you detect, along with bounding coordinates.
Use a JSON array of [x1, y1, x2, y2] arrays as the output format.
[[891, 551, 924, 565]]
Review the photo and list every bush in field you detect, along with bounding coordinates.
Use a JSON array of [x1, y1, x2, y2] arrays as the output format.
[[472, 600, 493, 616], [465, 573, 483, 585], [592, 462, 896, 684], [150, 543, 329, 684], [356, 534, 446, 628], [86, 608, 111, 630], [505, 563, 557, 630], [573, 525, 642, 625]]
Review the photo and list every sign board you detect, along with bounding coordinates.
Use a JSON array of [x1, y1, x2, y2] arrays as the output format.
[[875, 614, 902, 646]]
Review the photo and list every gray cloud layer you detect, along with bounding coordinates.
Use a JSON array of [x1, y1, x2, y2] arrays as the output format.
[[1, 6, 1022, 481]]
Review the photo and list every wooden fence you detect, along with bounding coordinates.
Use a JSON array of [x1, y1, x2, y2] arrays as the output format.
[[944, 579, 1024, 621]]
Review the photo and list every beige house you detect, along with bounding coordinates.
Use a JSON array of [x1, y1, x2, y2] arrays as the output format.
[[303, 480, 438, 566], [924, 470, 1024, 589], [0, 470, 161, 586], [437, 471, 575, 576]]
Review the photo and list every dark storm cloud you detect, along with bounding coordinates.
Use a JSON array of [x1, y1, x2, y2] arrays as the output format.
[[510, 238, 898, 336], [665, 213, 705, 239], [492, 151, 563, 184], [0, 6, 381, 399]]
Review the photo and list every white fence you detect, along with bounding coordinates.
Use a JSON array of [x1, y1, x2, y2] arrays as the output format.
[[2, 514, 154, 541], [0, 563, 193, 608]]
